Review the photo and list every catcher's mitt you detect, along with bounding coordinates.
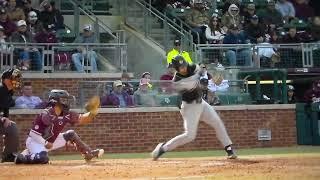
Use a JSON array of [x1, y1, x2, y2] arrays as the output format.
[[85, 96, 100, 118]]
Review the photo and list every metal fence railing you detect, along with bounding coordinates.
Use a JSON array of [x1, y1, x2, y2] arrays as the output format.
[[0, 43, 127, 73], [196, 43, 320, 69], [122, 0, 195, 53]]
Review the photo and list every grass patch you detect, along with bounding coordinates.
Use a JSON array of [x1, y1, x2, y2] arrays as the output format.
[[50, 146, 320, 161]]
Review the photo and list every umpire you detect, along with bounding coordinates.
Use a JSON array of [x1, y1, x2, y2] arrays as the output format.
[[0, 68, 22, 162]]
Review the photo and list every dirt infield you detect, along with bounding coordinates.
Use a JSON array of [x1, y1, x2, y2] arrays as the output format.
[[1, 155, 320, 180]]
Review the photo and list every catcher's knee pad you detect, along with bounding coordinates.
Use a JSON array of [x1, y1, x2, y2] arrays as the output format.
[[63, 130, 79, 142]]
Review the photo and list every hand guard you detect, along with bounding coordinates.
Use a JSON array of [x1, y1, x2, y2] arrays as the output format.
[[84, 96, 100, 118]]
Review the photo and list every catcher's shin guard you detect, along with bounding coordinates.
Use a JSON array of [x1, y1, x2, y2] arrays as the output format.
[[15, 151, 49, 164], [63, 130, 103, 161]]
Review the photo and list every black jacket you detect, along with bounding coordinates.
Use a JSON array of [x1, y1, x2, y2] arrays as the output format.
[[0, 83, 15, 117], [39, 9, 64, 31]]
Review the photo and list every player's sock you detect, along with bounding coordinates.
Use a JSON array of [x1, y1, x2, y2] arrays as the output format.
[[224, 145, 237, 159]]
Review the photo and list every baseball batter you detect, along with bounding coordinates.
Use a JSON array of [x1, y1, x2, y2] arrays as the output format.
[[151, 56, 237, 160], [15, 89, 103, 164]]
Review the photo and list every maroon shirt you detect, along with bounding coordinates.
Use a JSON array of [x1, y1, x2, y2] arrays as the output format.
[[304, 89, 320, 103], [31, 107, 80, 143]]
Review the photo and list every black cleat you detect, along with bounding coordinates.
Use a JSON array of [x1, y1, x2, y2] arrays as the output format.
[[14, 154, 27, 164], [1, 153, 16, 163], [151, 142, 165, 161], [225, 145, 237, 159]]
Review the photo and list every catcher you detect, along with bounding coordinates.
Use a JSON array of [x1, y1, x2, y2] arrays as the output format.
[[15, 89, 103, 164]]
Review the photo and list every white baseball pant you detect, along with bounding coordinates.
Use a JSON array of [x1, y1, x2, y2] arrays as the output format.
[[26, 133, 67, 154], [162, 100, 232, 152]]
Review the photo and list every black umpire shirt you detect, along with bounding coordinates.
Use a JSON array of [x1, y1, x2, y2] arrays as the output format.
[[0, 83, 15, 117]]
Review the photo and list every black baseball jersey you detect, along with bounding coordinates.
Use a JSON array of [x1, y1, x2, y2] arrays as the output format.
[[0, 83, 15, 117], [173, 64, 202, 103]]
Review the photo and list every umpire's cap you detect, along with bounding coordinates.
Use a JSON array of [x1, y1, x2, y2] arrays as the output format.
[[1, 68, 22, 80], [171, 55, 188, 71]]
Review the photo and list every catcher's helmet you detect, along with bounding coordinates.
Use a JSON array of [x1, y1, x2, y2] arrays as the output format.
[[49, 89, 72, 111], [171, 55, 188, 71]]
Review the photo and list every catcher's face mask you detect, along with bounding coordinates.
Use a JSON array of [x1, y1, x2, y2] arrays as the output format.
[[58, 95, 76, 112]]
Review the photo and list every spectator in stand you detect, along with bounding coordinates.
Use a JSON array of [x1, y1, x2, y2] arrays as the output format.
[[205, 15, 225, 44], [185, 0, 209, 44], [223, 24, 252, 66], [72, 24, 98, 72], [254, 36, 280, 68], [166, 39, 192, 64], [291, 0, 314, 21], [22, 0, 39, 18], [151, 0, 172, 13], [6, 0, 25, 22], [210, 73, 230, 93], [39, 0, 64, 32], [242, 3, 256, 25], [222, 0, 241, 14], [281, 26, 305, 67], [141, 71, 153, 89], [0, 25, 9, 52], [26, 11, 42, 37], [101, 80, 134, 108], [257, 0, 283, 31], [34, 26, 57, 43], [269, 30, 283, 43], [121, 72, 134, 96], [310, 16, 320, 42], [10, 20, 41, 70], [304, 80, 320, 103], [160, 63, 175, 81], [0, 8, 16, 37], [244, 15, 266, 44], [15, 82, 42, 109], [166, 0, 191, 10], [198, 63, 220, 105], [282, 26, 302, 43], [141, 71, 151, 80], [309, 0, 320, 16], [160, 63, 175, 93], [221, 4, 242, 31], [134, 78, 157, 107], [275, 0, 295, 21], [287, 85, 296, 104]]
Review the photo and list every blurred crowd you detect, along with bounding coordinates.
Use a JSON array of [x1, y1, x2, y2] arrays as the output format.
[[152, 0, 320, 44], [0, 0, 98, 72]]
